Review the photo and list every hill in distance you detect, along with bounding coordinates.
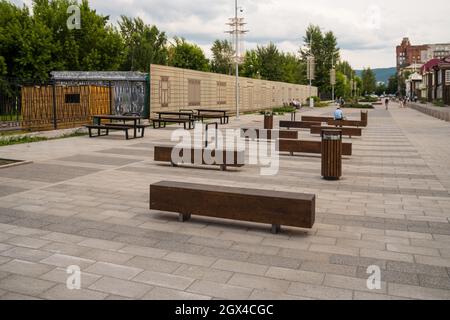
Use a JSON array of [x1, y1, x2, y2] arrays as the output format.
[[355, 67, 396, 84]]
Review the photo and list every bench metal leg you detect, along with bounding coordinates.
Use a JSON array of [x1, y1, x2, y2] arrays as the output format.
[[271, 224, 281, 234], [290, 152, 294, 156], [178, 213, 191, 222], [220, 165, 227, 171]]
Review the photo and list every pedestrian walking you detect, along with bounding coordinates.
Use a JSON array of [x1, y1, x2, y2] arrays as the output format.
[[385, 97, 389, 110]]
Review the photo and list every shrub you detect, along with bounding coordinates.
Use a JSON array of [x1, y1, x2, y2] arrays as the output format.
[[432, 99, 445, 107], [342, 103, 374, 109]]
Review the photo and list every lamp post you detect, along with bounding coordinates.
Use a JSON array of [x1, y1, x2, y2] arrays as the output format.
[[225, 0, 248, 121], [305, 38, 315, 108]]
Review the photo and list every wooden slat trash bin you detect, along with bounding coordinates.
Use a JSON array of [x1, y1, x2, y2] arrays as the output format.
[[321, 129, 342, 180], [150, 181, 316, 234]]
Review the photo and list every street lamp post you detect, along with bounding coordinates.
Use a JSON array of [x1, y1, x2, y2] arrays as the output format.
[[306, 38, 315, 108]]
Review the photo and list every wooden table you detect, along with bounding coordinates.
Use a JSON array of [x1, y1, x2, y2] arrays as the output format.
[[92, 114, 143, 139], [195, 109, 229, 124]]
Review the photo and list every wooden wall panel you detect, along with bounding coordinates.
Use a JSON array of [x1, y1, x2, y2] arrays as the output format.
[[150, 64, 317, 116]]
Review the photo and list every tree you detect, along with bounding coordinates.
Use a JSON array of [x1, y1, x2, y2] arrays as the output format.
[[210, 39, 234, 75], [241, 50, 261, 78], [256, 43, 284, 82], [168, 37, 209, 72], [119, 16, 168, 71], [375, 82, 387, 96], [361, 67, 377, 95], [300, 25, 340, 96], [386, 75, 398, 95], [336, 60, 355, 80]]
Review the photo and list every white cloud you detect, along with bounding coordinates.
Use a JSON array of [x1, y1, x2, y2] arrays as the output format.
[[10, 0, 450, 69]]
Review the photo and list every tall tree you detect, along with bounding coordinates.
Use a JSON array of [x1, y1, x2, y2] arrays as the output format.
[[361, 67, 377, 95], [210, 39, 234, 75], [386, 75, 398, 95], [119, 16, 168, 71], [168, 37, 209, 72], [256, 43, 283, 82], [300, 25, 340, 96]]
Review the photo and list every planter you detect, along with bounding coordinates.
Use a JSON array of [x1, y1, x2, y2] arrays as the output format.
[[264, 115, 274, 130]]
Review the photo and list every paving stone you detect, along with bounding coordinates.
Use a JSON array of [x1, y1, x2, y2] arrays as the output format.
[[265, 267, 324, 285], [78, 238, 125, 251], [248, 290, 310, 300], [133, 270, 194, 290], [143, 287, 211, 300], [1, 247, 52, 262], [89, 277, 152, 299], [40, 267, 101, 287], [324, 274, 387, 294], [245, 253, 301, 269], [386, 261, 449, 277], [125, 256, 181, 273], [356, 266, 419, 286], [287, 282, 353, 300], [85, 262, 143, 280], [228, 273, 291, 293], [329, 254, 387, 269], [212, 259, 268, 276], [173, 265, 233, 284], [0, 292, 42, 300], [187, 280, 252, 300], [40, 254, 96, 269], [388, 283, 450, 300], [41, 242, 91, 257], [6, 236, 51, 249], [300, 261, 357, 277], [40, 284, 108, 300], [0, 259, 54, 277], [0, 274, 56, 296], [118, 245, 168, 259], [81, 249, 134, 265]]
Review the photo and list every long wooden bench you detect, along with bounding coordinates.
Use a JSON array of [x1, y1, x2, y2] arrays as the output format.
[[302, 116, 333, 122], [278, 139, 352, 156], [279, 121, 322, 130], [154, 146, 245, 171], [150, 181, 316, 234], [85, 124, 146, 140], [327, 120, 366, 127], [310, 126, 362, 138], [150, 118, 195, 130], [241, 128, 298, 140]]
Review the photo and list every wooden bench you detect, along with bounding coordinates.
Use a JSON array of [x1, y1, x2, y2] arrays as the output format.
[[85, 124, 146, 140], [241, 128, 298, 140], [278, 139, 352, 156], [302, 116, 333, 122], [197, 114, 230, 124], [150, 181, 316, 234], [279, 121, 322, 130], [150, 118, 195, 130], [327, 120, 365, 127], [154, 146, 245, 171], [311, 126, 362, 138]]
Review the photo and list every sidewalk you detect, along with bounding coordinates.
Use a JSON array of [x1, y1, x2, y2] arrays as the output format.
[[408, 102, 450, 122]]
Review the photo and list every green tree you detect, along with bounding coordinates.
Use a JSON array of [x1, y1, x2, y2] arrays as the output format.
[[301, 25, 340, 95], [361, 68, 377, 95], [336, 60, 355, 80], [386, 75, 398, 95], [255, 43, 284, 82], [241, 50, 261, 78], [210, 39, 234, 75], [119, 16, 168, 71], [168, 37, 209, 72], [375, 82, 387, 96]]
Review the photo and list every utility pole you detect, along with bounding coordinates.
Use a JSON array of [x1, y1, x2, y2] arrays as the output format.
[[330, 55, 336, 102], [226, 0, 248, 120]]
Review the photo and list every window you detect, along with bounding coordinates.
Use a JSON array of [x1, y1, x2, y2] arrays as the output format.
[[217, 81, 226, 105], [188, 79, 201, 106], [65, 93, 80, 104], [446, 70, 450, 84], [159, 76, 170, 107]]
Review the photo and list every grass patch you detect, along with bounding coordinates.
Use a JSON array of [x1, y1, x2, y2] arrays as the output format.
[[432, 99, 446, 107], [313, 102, 330, 108], [0, 131, 87, 147]]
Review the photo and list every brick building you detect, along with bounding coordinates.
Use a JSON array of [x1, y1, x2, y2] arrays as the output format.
[[396, 38, 450, 72]]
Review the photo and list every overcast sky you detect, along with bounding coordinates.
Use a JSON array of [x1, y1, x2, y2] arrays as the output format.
[[13, 0, 450, 69]]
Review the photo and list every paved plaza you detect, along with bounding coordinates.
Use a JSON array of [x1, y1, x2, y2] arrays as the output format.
[[0, 102, 450, 300]]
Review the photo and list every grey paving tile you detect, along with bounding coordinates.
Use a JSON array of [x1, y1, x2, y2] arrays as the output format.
[[40, 284, 108, 300], [0, 274, 56, 296], [89, 277, 152, 299]]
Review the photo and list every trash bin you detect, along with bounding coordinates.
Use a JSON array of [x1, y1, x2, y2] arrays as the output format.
[[264, 114, 274, 130], [321, 129, 342, 180]]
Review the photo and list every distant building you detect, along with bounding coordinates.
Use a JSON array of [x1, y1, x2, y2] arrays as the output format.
[[396, 38, 450, 72], [419, 57, 450, 105]]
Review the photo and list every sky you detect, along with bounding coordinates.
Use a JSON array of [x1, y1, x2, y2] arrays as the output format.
[[12, 0, 450, 69]]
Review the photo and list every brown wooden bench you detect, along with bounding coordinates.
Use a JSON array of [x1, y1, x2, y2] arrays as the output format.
[[154, 146, 245, 171], [150, 181, 316, 234], [327, 120, 365, 127], [279, 121, 322, 129], [302, 116, 333, 122], [241, 128, 298, 140], [311, 126, 362, 138], [278, 139, 352, 156]]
